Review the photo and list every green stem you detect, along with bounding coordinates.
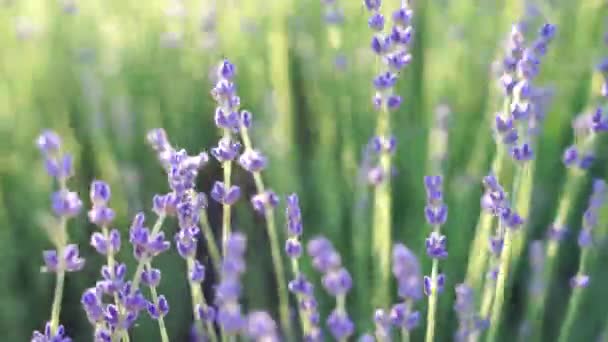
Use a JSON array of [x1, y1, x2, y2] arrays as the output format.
[[290, 258, 310, 337], [199, 210, 221, 272], [487, 164, 525, 342], [425, 258, 439, 342], [557, 249, 590, 342], [221, 158, 232, 257], [239, 127, 293, 339], [49, 179, 68, 335], [145, 262, 170, 342], [186, 257, 218, 342], [337, 294, 347, 342]]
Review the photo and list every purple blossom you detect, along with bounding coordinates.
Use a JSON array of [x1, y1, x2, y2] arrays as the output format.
[[141, 268, 162, 288], [37, 130, 62, 155], [43, 244, 85, 272], [327, 310, 354, 340], [246, 311, 279, 341], [425, 232, 448, 259], [392, 243, 422, 300], [322, 267, 353, 296], [239, 149, 267, 172], [389, 303, 420, 330], [216, 233, 247, 334], [570, 274, 590, 288], [51, 190, 82, 218], [251, 190, 279, 214], [31, 322, 72, 342], [147, 295, 170, 319], [211, 181, 241, 205]]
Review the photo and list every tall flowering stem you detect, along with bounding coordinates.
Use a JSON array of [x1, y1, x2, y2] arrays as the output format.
[[209, 57, 293, 338], [308, 237, 354, 341], [390, 243, 422, 341], [558, 180, 606, 342], [363, 0, 415, 308], [34, 131, 84, 339], [210, 59, 242, 258], [146, 128, 219, 341], [422, 176, 448, 342], [285, 194, 322, 340]]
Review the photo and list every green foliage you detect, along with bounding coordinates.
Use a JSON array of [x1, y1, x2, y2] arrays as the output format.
[[1, 0, 607, 341]]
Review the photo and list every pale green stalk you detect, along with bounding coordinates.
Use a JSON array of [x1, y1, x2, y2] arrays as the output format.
[[557, 250, 590, 342], [402, 299, 414, 342], [49, 179, 68, 335], [239, 126, 292, 339], [464, 97, 511, 291], [487, 164, 526, 342], [527, 137, 596, 341], [337, 294, 347, 342], [199, 209, 221, 272], [290, 258, 311, 337], [144, 262, 170, 342], [221, 130, 233, 257], [425, 224, 443, 342], [186, 257, 218, 342]]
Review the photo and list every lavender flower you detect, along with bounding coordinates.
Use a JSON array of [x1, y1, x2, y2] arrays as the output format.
[[453, 284, 487, 341], [31, 322, 72, 342], [307, 236, 354, 340], [246, 311, 279, 341], [35, 130, 84, 338], [216, 233, 247, 334]]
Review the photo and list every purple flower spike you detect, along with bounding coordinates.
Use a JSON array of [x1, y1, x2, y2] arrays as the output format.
[[286, 193, 303, 236]]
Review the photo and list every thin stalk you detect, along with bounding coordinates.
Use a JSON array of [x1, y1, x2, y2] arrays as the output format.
[[402, 299, 413, 342], [221, 136, 233, 257], [487, 164, 525, 342], [186, 257, 218, 342], [145, 262, 170, 342], [527, 158, 590, 340], [464, 96, 511, 292], [372, 101, 392, 308], [290, 258, 311, 337], [117, 215, 165, 341], [337, 294, 347, 342], [557, 249, 591, 342], [239, 127, 292, 339], [49, 178, 68, 335], [425, 258, 439, 342], [199, 210, 221, 272]]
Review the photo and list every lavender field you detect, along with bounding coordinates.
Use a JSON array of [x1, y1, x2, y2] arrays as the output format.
[[2, 0, 608, 341]]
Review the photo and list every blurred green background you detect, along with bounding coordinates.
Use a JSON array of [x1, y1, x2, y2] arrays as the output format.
[[2, 0, 608, 341]]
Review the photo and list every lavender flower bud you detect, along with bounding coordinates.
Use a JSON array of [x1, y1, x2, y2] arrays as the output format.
[[239, 149, 267, 173], [368, 13, 385, 31], [570, 274, 590, 288], [43, 244, 85, 272], [36, 130, 62, 155], [363, 0, 381, 11], [327, 310, 354, 340], [147, 128, 171, 152], [90, 180, 111, 205], [321, 267, 353, 296], [246, 311, 278, 341], [88, 206, 116, 226], [251, 190, 279, 213], [141, 268, 162, 288], [425, 232, 448, 259], [211, 181, 241, 205], [31, 322, 71, 342], [190, 260, 206, 283], [562, 145, 579, 167], [286, 193, 303, 236], [240, 110, 253, 128], [147, 295, 170, 319], [51, 190, 82, 217], [285, 238, 302, 258]]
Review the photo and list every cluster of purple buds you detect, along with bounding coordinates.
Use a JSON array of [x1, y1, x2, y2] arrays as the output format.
[[175, 193, 207, 259], [89, 181, 120, 254], [215, 233, 247, 334], [307, 237, 354, 340], [392, 244, 422, 301], [129, 213, 171, 261], [31, 322, 72, 342], [246, 311, 279, 342], [36, 131, 84, 276], [482, 174, 523, 257], [423, 176, 448, 295], [322, 0, 344, 25], [453, 284, 488, 341], [211, 59, 244, 159], [497, 23, 556, 162], [285, 195, 322, 341], [366, 135, 397, 185]]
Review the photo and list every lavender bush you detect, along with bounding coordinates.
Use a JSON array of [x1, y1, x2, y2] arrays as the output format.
[[2, 1, 608, 342]]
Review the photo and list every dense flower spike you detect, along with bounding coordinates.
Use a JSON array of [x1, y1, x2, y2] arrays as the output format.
[[453, 284, 487, 341], [35, 130, 85, 337], [307, 236, 354, 340]]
